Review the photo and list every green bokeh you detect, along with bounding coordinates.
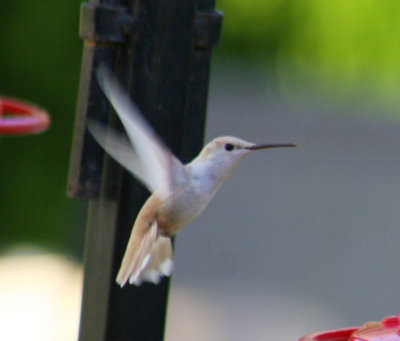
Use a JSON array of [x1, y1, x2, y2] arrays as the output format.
[[218, 0, 400, 103], [0, 0, 84, 257]]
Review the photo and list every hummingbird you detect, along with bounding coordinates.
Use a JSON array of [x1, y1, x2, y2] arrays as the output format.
[[88, 67, 296, 287]]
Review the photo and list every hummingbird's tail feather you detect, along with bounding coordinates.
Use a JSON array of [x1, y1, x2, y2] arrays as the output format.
[[116, 221, 174, 287], [116, 221, 157, 287]]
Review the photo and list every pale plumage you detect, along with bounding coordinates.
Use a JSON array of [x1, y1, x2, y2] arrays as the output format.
[[88, 67, 296, 287]]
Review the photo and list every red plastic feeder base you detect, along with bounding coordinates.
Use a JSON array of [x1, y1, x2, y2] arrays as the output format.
[[300, 315, 400, 341], [0, 97, 50, 135], [299, 327, 359, 341]]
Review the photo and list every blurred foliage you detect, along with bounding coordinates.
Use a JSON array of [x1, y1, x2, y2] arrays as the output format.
[[0, 0, 84, 257], [1, 0, 399, 259], [218, 0, 400, 104]]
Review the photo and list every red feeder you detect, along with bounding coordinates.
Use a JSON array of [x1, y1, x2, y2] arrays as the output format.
[[299, 315, 400, 341], [0, 97, 50, 135]]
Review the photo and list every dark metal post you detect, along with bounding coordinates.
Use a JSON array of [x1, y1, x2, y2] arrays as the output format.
[[67, 0, 222, 340]]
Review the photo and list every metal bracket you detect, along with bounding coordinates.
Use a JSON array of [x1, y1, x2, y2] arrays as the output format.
[[79, 2, 137, 43], [195, 10, 224, 48], [80, 2, 222, 47]]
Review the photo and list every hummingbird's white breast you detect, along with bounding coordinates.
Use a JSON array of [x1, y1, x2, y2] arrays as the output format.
[[156, 177, 218, 236]]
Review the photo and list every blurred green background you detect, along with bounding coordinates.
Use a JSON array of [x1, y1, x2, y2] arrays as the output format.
[[0, 1, 84, 258], [1, 0, 400, 260]]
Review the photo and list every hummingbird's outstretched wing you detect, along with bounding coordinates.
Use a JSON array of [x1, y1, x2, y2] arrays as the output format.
[[88, 121, 148, 185], [93, 66, 185, 198]]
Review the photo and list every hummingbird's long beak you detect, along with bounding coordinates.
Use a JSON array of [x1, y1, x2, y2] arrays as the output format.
[[246, 143, 297, 150]]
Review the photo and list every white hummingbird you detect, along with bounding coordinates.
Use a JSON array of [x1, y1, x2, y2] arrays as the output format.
[[88, 67, 296, 287]]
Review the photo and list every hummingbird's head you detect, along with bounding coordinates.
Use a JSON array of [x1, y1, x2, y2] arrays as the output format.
[[196, 136, 296, 180]]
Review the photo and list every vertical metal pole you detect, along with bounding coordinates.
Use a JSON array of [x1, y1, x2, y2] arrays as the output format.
[[68, 0, 222, 340]]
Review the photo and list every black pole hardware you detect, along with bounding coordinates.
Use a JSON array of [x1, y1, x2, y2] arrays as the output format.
[[67, 0, 222, 340]]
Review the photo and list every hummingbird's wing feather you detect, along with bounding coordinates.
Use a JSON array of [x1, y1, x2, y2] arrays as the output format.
[[116, 220, 158, 287], [97, 67, 185, 198], [87, 120, 148, 185], [116, 218, 173, 287]]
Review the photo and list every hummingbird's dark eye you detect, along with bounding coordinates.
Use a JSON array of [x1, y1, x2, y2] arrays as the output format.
[[224, 143, 234, 151]]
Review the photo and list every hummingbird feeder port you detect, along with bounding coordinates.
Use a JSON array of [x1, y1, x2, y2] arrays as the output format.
[[0, 97, 50, 135]]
